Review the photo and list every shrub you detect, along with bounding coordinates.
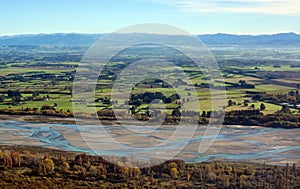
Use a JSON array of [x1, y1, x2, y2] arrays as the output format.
[[3, 153, 13, 168], [170, 167, 179, 178], [89, 165, 98, 176], [11, 151, 21, 166], [41, 104, 55, 111], [62, 162, 70, 172], [133, 167, 141, 178], [39, 158, 55, 175], [0, 149, 3, 159]]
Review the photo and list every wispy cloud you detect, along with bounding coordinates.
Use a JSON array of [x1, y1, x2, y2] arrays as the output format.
[[153, 0, 300, 15]]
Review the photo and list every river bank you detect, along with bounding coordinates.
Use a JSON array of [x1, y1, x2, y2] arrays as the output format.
[[0, 119, 299, 166]]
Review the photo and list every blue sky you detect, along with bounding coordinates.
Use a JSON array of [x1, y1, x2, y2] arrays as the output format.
[[1, 0, 299, 35]]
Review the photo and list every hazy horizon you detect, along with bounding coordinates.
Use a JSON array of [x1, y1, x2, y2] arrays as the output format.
[[1, 31, 299, 37]]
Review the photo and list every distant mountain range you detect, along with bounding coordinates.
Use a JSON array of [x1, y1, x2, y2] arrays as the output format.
[[199, 32, 300, 46], [0, 33, 102, 46], [0, 32, 299, 46]]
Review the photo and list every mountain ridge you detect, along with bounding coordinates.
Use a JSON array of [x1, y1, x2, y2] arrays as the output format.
[[0, 32, 299, 46]]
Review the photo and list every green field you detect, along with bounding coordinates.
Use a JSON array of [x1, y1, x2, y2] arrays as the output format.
[[0, 45, 299, 117]]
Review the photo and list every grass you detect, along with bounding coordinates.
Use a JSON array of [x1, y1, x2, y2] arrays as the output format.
[[225, 101, 284, 114], [254, 84, 292, 92], [251, 102, 282, 113], [0, 95, 72, 112], [0, 67, 74, 76], [259, 65, 300, 71]]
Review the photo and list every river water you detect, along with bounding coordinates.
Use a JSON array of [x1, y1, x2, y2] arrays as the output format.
[[0, 120, 299, 165]]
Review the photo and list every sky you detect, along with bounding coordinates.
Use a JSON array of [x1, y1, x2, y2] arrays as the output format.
[[0, 0, 299, 36]]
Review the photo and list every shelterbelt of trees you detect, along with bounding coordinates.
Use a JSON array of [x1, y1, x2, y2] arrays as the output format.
[[0, 107, 299, 129]]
